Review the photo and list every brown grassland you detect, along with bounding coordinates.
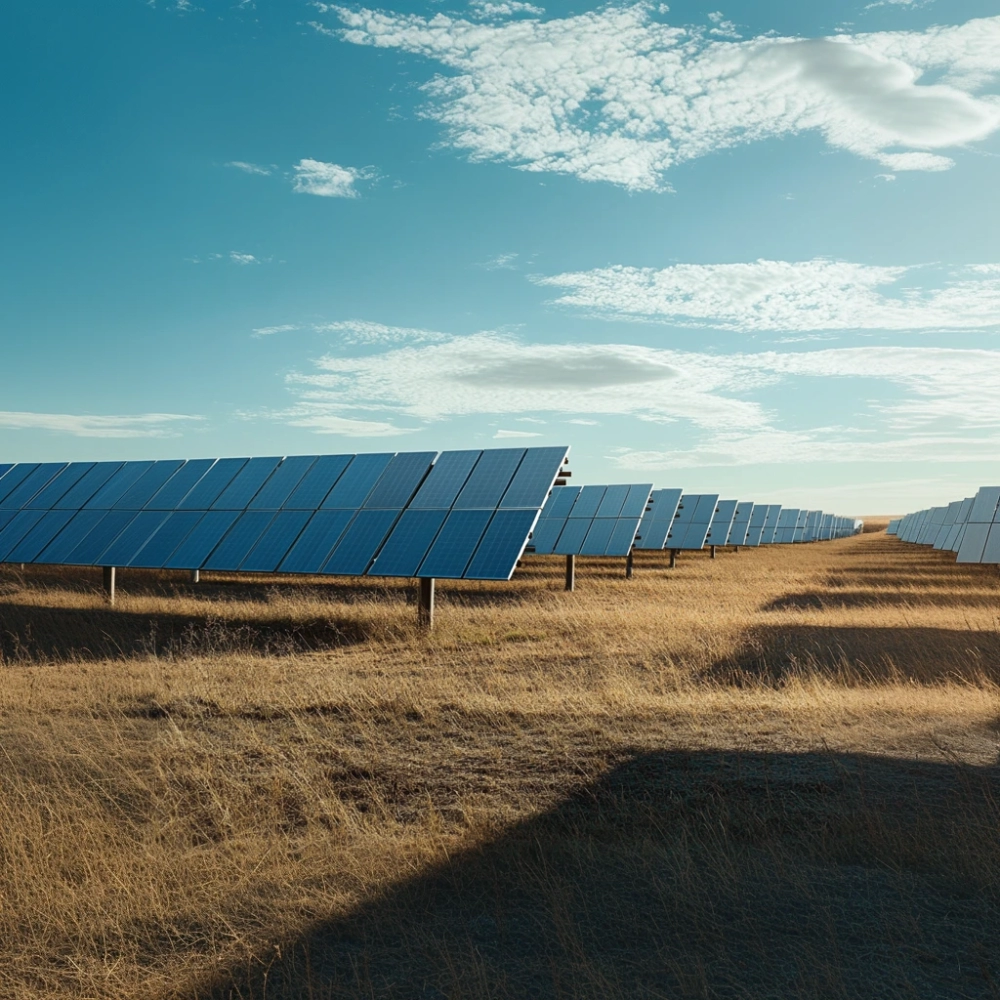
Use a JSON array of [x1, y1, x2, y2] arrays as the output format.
[[0, 524, 998, 999]]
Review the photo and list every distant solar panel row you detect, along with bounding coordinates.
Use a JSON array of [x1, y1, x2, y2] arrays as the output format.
[[890, 488, 1000, 564], [0, 448, 569, 581], [528, 484, 653, 557]]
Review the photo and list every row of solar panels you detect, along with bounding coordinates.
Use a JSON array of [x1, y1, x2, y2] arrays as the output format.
[[527, 485, 860, 558], [0, 449, 569, 581], [888, 487, 1000, 564]]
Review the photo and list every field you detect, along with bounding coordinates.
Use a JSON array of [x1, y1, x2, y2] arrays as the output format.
[[0, 525, 998, 999]]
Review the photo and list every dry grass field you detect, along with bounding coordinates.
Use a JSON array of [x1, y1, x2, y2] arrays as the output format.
[[0, 526, 998, 999]]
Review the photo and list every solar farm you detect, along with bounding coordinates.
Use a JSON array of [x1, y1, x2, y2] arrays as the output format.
[[1, 453, 998, 1000]]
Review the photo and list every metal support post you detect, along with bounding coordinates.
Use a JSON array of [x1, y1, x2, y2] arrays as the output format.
[[565, 554, 576, 592], [625, 550, 634, 580], [710, 545, 717, 559], [191, 570, 200, 583], [102, 566, 116, 605], [669, 549, 677, 569], [734, 545, 740, 553], [418, 577, 435, 629]]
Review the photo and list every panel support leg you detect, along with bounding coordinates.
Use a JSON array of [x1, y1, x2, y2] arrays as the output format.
[[565, 554, 576, 592], [191, 570, 200, 583], [418, 577, 435, 629], [710, 545, 717, 559], [734, 545, 739, 553], [669, 549, 677, 569], [102, 566, 116, 605], [625, 550, 634, 580]]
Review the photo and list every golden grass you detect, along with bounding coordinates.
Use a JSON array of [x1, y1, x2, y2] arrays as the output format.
[[0, 533, 997, 999]]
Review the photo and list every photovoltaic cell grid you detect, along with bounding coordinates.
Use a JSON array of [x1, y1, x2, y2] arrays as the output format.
[[667, 495, 720, 550], [0, 448, 569, 581], [528, 484, 653, 557]]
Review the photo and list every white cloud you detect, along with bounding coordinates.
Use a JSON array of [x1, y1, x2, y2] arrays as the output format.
[[284, 413, 420, 436], [253, 324, 301, 337], [469, 0, 543, 17], [292, 158, 375, 197], [494, 428, 542, 438], [536, 258, 1000, 332], [480, 252, 519, 270], [0, 412, 203, 439], [226, 160, 272, 176], [226, 251, 261, 265], [314, 319, 449, 343], [326, 6, 1000, 190]]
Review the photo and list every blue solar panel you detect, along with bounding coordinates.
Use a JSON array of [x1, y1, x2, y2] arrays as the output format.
[[163, 511, 240, 569], [128, 512, 205, 568], [596, 486, 629, 518], [499, 447, 568, 508], [321, 453, 394, 509], [452, 449, 524, 509], [607, 518, 641, 556], [0, 464, 12, 482], [529, 518, 565, 555], [145, 459, 215, 509], [239, 511, 312, 572], [1, 463, 67, 510], [417, 509, 493, 578], [177, 459, 247, 510], [408, 450, 480, 509], [620, 485, 652, 519], [248, 456, 317, 510], [0, 465, 40, 507], [570, 486, 605, 519], [284, 455, 353, 509], [543, 486, 581, 520], [211, 457, 283, 510], [323, 508, 399, 575], [84, 462, 154, 509], [53, 463, 123, 509], [581, 518, 617, 555], [465, 509, 538, 580], [35, 510, 108, 564], [203, 511, 276, 570], [98, 511, 172, 566], [0, 510, 17, 533], [113, 461, 186, 509], [26, 463, 95, 509], [0, 510, 47, 561], [3, 510, 77, 563], [554, 518, 590, 555], [64, 511, 138, 565], [636, 517, 670, 549], [368, 509, 448, 577], [364, 452, 436, 508], [278, 510, 354, 573]]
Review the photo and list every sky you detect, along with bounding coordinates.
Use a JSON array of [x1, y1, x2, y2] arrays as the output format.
[[1, 0, 998, 513]]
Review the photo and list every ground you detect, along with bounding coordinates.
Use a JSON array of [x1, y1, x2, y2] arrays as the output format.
[[0, 527, 997, 999]]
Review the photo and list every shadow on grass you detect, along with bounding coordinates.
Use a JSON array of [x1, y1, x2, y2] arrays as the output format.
[[764, 589, 1000, 611], [199, 748, 1000, 1000]]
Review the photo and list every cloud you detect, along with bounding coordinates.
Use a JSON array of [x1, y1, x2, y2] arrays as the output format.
[[292, 158, 376, 197], [253, 324, 301, 337], [190, 251, 270, 265], [313, 319, 449, 343], [226, 160, 272, 176], [535, 258, 1000, 331], [0, 411, 203, 439], [281, 410, 421, 437], [480, 252, 519, 270], [469, 0, 543, 16], [493, 428, 542, 438], [326, 6, 1000, 190]]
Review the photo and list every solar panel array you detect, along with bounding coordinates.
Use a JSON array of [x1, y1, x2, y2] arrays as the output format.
[[890, 488, 1000, 564], [0, 448, 569, 582], [528, 484, 653, 557]]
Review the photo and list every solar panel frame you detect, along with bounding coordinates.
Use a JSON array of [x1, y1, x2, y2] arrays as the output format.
[[0, 464, 40, 507], [210, 457, 283, 510], [320, 453, 395, 509], [498, 446, 568, 509], [620, 484, 653, 519], [363, 452, 437, 509], [1, 463, 67, 510], [176, 458, 248, 510], [145, 458, 216, 510], [408, 450, 481, 509], [247, 456, 318, 510]]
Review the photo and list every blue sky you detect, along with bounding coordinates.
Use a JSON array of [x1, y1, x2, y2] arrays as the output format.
[[1, 0, 998, 512]]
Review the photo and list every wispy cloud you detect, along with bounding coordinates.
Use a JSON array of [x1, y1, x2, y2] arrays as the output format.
[[313, 319, 449, 343], [0, 411, 203, 439], [253, 324, 301, 337], [326, 6, 1000, 190], [225, 160, 273, 176], [280, 408, 420, 437], [494, 428, 542, 438], [292, 158, 376, 198], [190, 251, 270, 265], [535, 259, 1000, 332], [479, 252, 520, 271]]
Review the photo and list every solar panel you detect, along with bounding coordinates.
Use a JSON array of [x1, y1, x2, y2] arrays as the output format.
[[957, 522, 991, 563], [283, 454, 353, 509], [177, 458, 247, 510], [581, 518, 617, 555], [63, 511, 138, 565], [0, 464, 40, 507], [452, 449, 524, 509], [980, 523, 1000, 563], [0, 510, 48, 562], [2, 510, 77, 563], [162, 511, 240, 569], [760, 506, 782, 544], [98, 511, 173, 566], [543, 486, 582, 520], [0, 509, 17, 534], [417, 509, 493, 578], [320, 453, 394, 508], [368, 508, 448, 577], [498, 447, 567, 508], [277, 510, 355, 574], [113, 460, 186, 509], [203, 511, 277, 571], [322, 508, 399, 575], [128, 511, 205, 568], [1, 463, 67, 510], [727, 502, 754, 546], [145, 459, 215, 509], [606, 517, 642, 556], [0, 464, 13, 483], [83, 462, 154, 509], [528, 517, 565, 555], [554, 518, 591, 554], [240, 511, 313, 572], [706, 500, 737, 544], [26, 463, 95, 509], [363, 452, 436, 508], [52, 463, 121, 510], [571, 486, 606, 520], [211, 457, 283, 510], [465, 509, 538, 580], [247, 456, 317, 510], [634, 488, 682, 550], [620, 484, 652, 519], [409, 450, 480, 509], [667, 494, 718, 550], [595, 485, 629, 519], [35, 509, 108, 564]]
